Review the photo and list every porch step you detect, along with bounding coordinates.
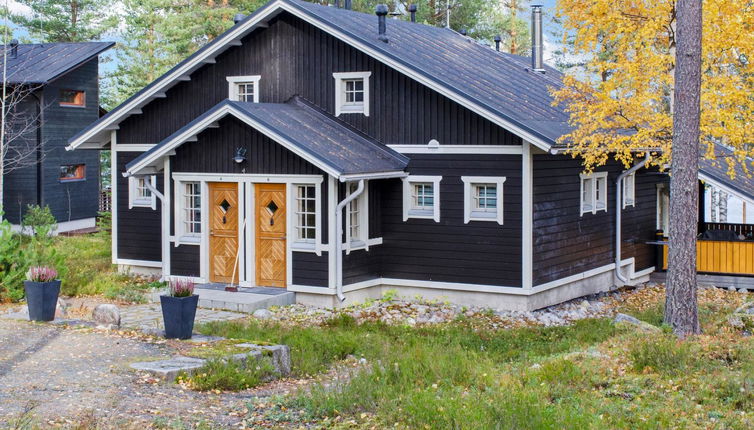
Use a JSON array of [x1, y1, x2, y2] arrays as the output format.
[[149, 286, 296, 313]]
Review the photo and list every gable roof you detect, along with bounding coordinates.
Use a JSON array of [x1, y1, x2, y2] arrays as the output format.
[[125, 98, 409, 179], [1, 42, 114, 85], [699, 144, 754, 204], [68, 0, 567, 151]]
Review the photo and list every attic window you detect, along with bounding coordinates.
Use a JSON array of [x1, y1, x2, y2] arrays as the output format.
[[333, 72, 371, 117], [227, 75, 261, 103], [59, 89, 85, 107]]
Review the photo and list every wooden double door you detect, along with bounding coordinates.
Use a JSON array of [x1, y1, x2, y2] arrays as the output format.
[[208, 182, 287, 288]]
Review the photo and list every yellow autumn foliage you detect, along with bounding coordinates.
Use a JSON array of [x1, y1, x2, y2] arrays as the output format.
[[553, 0, 754, 176]]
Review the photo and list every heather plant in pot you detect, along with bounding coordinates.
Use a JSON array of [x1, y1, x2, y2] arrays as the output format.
[[161, 278, 198, 339], [24, 266, 61, 322]]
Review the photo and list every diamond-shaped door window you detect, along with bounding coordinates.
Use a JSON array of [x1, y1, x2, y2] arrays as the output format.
[[219, 199, 231, 213], [266, 201, 279, 214]]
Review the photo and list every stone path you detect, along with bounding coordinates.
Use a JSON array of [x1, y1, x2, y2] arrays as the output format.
[[120, 304, 246, 331]]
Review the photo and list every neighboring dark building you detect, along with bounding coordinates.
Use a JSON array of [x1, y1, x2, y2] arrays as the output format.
[[2, 41, 113, 232], [68, 1, 667, 310]]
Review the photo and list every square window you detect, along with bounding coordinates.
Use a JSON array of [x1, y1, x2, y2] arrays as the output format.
[[403, 176, 442, 222], [334, 72, 371, 116], [462, 177, 505, 224], [580, 172, 608, 215], [226, 76, 261, 102], [59, 89, 85, 107], [129, 175, 157, 210], [59, 164, 85, 182]]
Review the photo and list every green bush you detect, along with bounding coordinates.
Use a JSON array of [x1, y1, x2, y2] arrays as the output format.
[[21, 204, 56, 236], [181, 358, 274, 391], [629, 334, 698, 375], [0, 214, 26, 302]]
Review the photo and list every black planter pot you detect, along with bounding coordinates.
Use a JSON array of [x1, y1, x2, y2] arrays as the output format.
[[160, 294, 199, 339], [24, 280, 61, 322]]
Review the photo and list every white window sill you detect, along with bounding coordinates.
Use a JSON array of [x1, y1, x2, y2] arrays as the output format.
[[468, 211, 498, 221], [131, 199, 153, 208], [339, 107, 365, 115], [291, 242, 318, 253], [623, 200, 635, 209], [342, 237, 383, 252], [176, 235, 201, 246], [406, 209, 436, 220]]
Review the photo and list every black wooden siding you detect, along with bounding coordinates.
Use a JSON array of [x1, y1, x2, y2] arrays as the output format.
[[292, 252, 328, 287], [41, 58, 101, 223], [532, 155, 665, 285], [117, 151, 162, 262], [171, 246, 200, 277], [2, 95, 41, 224], [117, 13, 521, 149]]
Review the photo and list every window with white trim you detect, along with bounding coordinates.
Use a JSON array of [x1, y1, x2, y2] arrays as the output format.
[[461, 176, 505, 225], [128, 176, 157, 209], [580, 171, 608, 215], [333, 72, 371, 117], [346, 182, 369, 244], [226, 75, 261, 102], [294, 185, 317, 243], [623, 172, 636, 208], [402, 175, 441, 222], [174, 180, 202, 244]]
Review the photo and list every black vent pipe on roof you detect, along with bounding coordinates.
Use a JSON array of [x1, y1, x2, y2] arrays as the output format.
[[233, 14, 245, 24], [408, 4, 417, 22], [459, 28, 467, 36], [376, 4, 389, 43], [345, 0, 352, 10], [9, 39, 18, 58], [494, 35, 501, 52]]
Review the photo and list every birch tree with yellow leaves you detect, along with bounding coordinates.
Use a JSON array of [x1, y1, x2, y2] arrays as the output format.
[[553, 0, 754, 336]]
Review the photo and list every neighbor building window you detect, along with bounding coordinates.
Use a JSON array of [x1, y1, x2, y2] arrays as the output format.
[[346, 181, 369, 246], [623, 172, 636, 208], [580, 171, 608, 215], [128, 175, 157, 210], [59, 89, 85, 107], [333, 71, 371, 117], [295, 185, 317, 243], [461, 176, 506, 225], [402, 175, 442, 222], [226, 75, 261, 103], [59, 164, 85, 182]]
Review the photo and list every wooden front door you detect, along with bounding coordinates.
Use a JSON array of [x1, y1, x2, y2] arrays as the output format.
[[209, 182, 239, 284], [255, 184, 287, 287]]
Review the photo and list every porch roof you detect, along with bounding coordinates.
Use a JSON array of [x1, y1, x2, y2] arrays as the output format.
[[699, 144, 754, 204], [124, 98, 409, 180]]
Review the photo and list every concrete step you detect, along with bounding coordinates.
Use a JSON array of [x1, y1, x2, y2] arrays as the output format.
[[150, 287, 296, 313]]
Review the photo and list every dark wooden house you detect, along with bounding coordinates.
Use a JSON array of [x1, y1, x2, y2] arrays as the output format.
[[68, 1, 667, 310], [2, 41, 113, 232]]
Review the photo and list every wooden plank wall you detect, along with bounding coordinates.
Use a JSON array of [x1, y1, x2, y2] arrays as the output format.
[[662, 241, 754, 275], [117, 151, 162, 262]]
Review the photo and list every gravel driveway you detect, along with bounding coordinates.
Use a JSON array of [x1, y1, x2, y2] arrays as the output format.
[[0, 318, 265, 428]]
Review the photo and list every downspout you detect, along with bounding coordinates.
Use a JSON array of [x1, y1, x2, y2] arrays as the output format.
[[615, 154, 650, 284], [335, 179, 364, 302]]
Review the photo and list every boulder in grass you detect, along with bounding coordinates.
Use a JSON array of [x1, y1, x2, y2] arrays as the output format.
[[92, 304, 121, 328], [614, 313, 661, 332]]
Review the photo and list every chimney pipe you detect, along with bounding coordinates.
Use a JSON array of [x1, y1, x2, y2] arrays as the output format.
[[376, 4, 389, 43], [344, 0, 352, 10], [9, 39, 18, 59], [494, 35, 501, 52], [459, 28, 467, 36], [233, 14, 245, 24], [531, 5, 545, 72], [408, 4, 417, 22]]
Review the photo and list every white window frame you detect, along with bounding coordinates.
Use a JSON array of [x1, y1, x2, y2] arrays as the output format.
[[402, 175, 441, 222], [226, 75, 261, 103], [333, 71, 371, 117], [580, 171, 608, 216], [346, 181, 369, 247], [623, 172, 636, 208], [174, 180, 202, 245], [292, 184, 319, 249], [461, 176, 506, 225], [128, 175, 157, 210]]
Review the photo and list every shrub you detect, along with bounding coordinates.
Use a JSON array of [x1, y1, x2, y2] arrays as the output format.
[[629, 335, 697, 375], [26, 266, 58, 282], [0, 214, 26, 302], [21, 204, 56, 237], [169, 278, 195, 297]]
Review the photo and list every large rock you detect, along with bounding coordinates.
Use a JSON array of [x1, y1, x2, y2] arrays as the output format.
[[614, 313, 661, 332], [92, 304, 121, 328], [252, 308, 273, 320]]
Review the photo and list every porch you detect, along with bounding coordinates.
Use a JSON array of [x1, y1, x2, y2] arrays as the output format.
[[150, 284, 296, 313]]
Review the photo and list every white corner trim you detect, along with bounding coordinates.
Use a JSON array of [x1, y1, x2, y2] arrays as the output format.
[[226, 75, 261, 102], [333, 71, 371, 117], [111, 132, 119, 264], [521, 141, 533, 289], [461, 176, 506, 225], [388, 144, 523, 155], [128, 175, 157, 210], [402, 175, 442, 222]]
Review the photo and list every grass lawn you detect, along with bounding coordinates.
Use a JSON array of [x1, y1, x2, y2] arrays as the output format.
[[199, 289, 754, 429]]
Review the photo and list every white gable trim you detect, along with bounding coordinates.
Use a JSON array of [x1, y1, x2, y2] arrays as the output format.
[[124, 104, 342, 178], [67, 0, 553, 152]]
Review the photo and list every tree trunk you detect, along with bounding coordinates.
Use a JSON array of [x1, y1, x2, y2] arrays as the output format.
[[665, 0, 702, 337], [719, 191, 728, 222], [710, 188, 718, 222]]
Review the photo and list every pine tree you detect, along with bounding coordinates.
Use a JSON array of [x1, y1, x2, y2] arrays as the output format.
[[10, 0, 117, 42]]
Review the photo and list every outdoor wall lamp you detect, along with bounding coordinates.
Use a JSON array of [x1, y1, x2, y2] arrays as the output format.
[[234, 148, 247, 164]]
